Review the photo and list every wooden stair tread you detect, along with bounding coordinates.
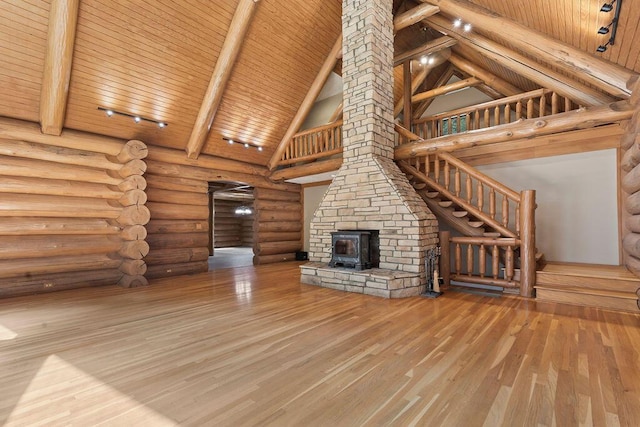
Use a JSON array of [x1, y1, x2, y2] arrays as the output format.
[[540, 262, 640, 281], [425, 191, 440, 199], [468, 221, 485, 228], [534, 285, 638, 300], [452, 210, 468, 218], [438, 200, 453, 207]]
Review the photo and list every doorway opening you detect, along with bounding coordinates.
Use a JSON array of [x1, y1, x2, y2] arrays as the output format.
[[208, 182, 255, 270]]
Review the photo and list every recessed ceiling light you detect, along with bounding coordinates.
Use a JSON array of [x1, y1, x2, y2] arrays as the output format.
[[453, 18, 462, 27]]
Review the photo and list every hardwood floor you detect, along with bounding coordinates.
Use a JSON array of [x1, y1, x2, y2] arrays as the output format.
[[1, 262, 639, 426]]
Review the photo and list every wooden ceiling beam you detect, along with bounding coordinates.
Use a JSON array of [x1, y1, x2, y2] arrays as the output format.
[[412, 76, 481, 103], [394, 3, 440, 33], [413, 63, 455, 118], [420, 0, 637, 98], [395, 99, 634, 159], [393, 36, 456, 66], [426, 14, 615, 106], [40, 0, 80, 136], [448, 53, 521, 96], [394, 67, 430, 117], [267, 35, 342, 170], [185, 0, 260, 160]]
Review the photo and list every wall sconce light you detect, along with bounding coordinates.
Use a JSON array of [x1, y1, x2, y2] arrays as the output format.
[[98, 107, 167, 128], [597, 0, 622, 53], [223, 137, 263, 152]]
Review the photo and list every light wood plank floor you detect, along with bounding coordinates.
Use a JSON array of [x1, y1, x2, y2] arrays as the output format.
[[1, 262, 639, 426]]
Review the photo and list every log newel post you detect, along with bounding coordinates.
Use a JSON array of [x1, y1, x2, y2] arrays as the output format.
[[439, 230, 451, 288], [519, 190, 536, 297], [114, 139, 150, 287]]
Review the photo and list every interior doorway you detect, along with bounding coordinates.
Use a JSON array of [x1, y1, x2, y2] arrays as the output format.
[[208, 182, 255, 270]]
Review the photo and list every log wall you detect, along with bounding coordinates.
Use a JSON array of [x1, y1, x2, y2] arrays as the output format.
[[253, 188, 303, 264], [213, 200, 254, 248], [0, 123, 149, 297], [143, 151, 302, 277]]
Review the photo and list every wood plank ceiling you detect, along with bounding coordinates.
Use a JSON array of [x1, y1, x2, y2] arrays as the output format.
[[1, 0, 639, 167]]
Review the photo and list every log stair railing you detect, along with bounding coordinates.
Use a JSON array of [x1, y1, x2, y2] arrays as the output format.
[[411, 88, 579, 140], [397, 151, 539, 297]]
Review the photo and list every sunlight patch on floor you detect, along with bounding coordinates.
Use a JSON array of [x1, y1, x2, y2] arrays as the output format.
[[0, 324, 17, 340], [6, 355, 177, 426]]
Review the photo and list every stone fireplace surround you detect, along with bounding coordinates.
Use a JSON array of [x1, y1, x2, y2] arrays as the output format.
[[300, 0, 438, 298]]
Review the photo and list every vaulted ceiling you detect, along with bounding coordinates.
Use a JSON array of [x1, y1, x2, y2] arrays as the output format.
[[1, 0, 639, 167]]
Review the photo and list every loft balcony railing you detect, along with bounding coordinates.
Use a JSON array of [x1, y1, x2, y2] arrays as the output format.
[[411, 89, 579, 141]]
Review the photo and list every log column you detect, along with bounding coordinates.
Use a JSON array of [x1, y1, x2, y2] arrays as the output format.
[[113, 140, 150, 287]]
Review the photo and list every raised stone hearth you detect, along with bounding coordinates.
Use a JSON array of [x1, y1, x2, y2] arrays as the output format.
[[301, 0, 438, 298]]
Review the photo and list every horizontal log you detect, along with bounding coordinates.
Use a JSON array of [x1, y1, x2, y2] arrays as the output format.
[[118, 175, 147, 192], [623, 233, 640, 259], [146, 201, 209, 220], [146, 159, 299, 192], [119, 259, 147, 276], [146, 145, 268, 176], [253, 199, 302, 211], [625, 215, 640, 233], [0, 154, 122, 185], [146, 219, 209, 234], [115, 140, 148, 163], [253, 253, 298, 265], [116, 159, 147, 178], [256, 209, 302, 222], [625, 254, 640, 283], [0, 218, 121, 236], [0, 137, 121, 170], [0, 193, 121, 218], [254, 231, 302, 243], [254, 240, 301, 256], [0, 116, 126, 156], [253, 187, 301, 202], [270, 158, 342, 181], [118, 240, 150, 260], [118, 275, 149, 288], [621, 136, 640, 171], [145, 247, 210, 265], [146, 187, 208, 206], [0, 175, 122, 199], [255, 221, 302, 233], [145, 174, 208, 193], [146, 232, 209, 250], [449, 274, 518, 288], [116, 205, 151, 226], [145, 261, 208, 280], [622, 162, 640, 194], [120, 225, 147, 241], [0, 253, 122, 279], [0, 268, 123, 297], [626, 192, 640, 215], [0, 235, 121, 260], [395, 100, 634, 159], [118, 189, 147, 207]]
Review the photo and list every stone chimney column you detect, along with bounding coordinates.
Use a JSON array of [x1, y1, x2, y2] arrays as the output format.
[[342, 0, 395, 162]]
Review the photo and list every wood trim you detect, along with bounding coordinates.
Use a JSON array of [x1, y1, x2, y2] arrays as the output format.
[[421, 0, 637, 98], [448, 53, 521, 97], [268, 34, 342, 170], [40, 0, 80, 136], [185, 0, 260, 159], [412, 77, 482, 103]]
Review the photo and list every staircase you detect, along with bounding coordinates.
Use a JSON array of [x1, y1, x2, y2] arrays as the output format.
[[398, 151, 539, 297], [398, 151, 639, 312]]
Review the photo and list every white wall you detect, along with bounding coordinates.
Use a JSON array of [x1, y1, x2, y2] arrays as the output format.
[[303, 184, 330, 251], [476, 150, 619, 264]]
